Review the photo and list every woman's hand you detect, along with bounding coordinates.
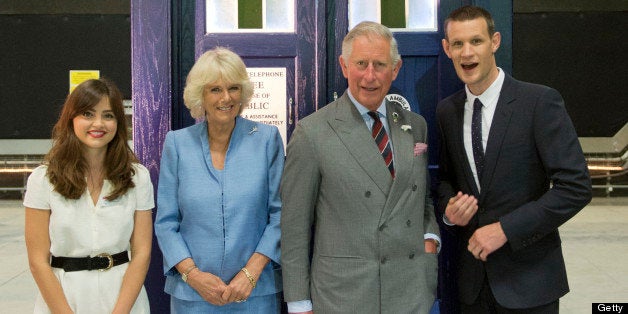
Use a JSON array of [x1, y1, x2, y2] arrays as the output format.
[[222, 271, 255, 303], [222, 253, 271, 304], [186, 269, 229, 306]]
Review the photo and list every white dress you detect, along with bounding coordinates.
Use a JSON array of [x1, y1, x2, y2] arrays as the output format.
[[23, 164, 154, 314]]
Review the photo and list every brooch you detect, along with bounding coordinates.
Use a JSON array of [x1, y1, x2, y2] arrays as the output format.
[[392, 112, 399, 123]]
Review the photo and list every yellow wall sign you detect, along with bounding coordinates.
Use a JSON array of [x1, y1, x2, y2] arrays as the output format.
[[69, 70, 100, 93]]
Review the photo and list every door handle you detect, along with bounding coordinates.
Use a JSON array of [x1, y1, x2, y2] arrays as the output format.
[[288, 97, 293, 125]]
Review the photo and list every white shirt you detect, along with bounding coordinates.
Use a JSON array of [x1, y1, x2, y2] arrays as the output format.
[[463, 68, 505, 191], [442, 68, 505, 227], [347, 90, 393, 152]]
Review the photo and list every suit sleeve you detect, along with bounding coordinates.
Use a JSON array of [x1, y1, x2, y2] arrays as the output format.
[[280, 122, 320, 302], [154, 131, 189, 275], [418, 118, 440, 238], [500, 87, 592, 251], [254, 127, 284, 264], [435, 104, 458, 227]]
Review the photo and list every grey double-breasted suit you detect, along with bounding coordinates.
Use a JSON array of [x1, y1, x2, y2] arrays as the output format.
[[281, 92, 439, 313]]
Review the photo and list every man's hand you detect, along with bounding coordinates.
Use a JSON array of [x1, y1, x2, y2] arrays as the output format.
[[467, 222, 507, 261], [424, 239, 438, 254], [445, 192, 478, 226]]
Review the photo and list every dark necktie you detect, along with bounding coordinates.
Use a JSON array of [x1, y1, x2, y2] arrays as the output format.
[[472, 99, 485, 182], [368, 111, 395, 177]]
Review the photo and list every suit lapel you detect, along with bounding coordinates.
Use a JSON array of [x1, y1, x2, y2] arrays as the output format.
[[480, 75, 516, 197], [381, 102, 414, 218], [328, 93, 393, 195], [452, 92, 481, 196], [199, 122, 220, 181]]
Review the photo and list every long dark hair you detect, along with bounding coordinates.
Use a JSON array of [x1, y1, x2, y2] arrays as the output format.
[[45, 78, 137, 200]]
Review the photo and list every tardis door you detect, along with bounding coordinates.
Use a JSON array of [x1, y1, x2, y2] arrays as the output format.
[[193, 0, 324, 142]]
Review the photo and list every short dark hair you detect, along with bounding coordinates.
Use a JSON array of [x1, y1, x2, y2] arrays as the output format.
[[444, 5, 495, 40]]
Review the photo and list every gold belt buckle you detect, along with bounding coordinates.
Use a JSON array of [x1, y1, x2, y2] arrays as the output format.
[[97, 253, 114, 271]]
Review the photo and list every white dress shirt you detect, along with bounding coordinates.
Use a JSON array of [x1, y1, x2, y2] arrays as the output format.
[[463, 68, 505, 191], [443, 68, 505, 226]]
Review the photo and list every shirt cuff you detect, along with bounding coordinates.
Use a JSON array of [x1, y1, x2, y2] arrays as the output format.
[[424, 233, 442, 253], [443, 213, 455, 226], [287, 300, 312, 313]]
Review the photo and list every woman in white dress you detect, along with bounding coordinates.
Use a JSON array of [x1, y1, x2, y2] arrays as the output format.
[[24, 78, 154, 314]]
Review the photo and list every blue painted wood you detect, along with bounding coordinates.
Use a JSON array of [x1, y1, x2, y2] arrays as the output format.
[[396, 32, 442, 55], [198, 33, 298, 57], [473, 0, 513, 74], [172, 0, 197, 130], [329, 0, 349, 100], [131, 0, 171, 312]]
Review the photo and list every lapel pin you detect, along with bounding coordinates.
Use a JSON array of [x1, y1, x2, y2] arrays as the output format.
[[392, 112, 399, 123]]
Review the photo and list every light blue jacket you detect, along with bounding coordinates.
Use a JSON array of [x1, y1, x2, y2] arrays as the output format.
[[155, 117, 284, 301]]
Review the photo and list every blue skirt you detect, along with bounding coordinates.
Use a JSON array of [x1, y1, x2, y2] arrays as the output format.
[[171, 293, 281, 314]]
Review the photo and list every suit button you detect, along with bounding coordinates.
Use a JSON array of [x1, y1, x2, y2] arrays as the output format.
[[381, 257, 388, 264], [409, 253, 415, 259], [412, 184, 417, 191], [406, 220, 411, 226], [379, 224, 386, 231], [365, 191, 371, 197]]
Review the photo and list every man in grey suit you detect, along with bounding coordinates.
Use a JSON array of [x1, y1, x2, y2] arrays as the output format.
[[437, 6, 592, 313], [281, 21, 440, 313]]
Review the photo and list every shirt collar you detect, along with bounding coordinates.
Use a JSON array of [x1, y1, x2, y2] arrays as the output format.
[[347, 89, 387, 118], [465, 67, 505, 108]]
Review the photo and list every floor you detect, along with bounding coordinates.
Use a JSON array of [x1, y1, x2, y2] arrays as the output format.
[[1, 198, 626, 313]]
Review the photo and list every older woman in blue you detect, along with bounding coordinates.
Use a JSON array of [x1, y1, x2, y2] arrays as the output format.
[[154, 47, 284, 313]]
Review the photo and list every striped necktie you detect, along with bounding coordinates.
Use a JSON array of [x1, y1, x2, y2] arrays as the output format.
[[368, 111, 395, 177]]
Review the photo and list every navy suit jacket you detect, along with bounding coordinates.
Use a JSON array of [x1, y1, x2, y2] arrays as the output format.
[[436, 74, 592, 309]]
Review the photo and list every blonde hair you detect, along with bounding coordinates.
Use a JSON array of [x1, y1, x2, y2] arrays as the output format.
[[183, 47, 254, 119]]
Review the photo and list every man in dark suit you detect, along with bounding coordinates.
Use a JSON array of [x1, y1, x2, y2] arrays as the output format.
[[281, 21, 440, 313], [437, 6, 592, 313]]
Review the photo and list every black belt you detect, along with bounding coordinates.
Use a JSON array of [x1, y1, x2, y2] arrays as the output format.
[[51, 251, 129, 272]]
